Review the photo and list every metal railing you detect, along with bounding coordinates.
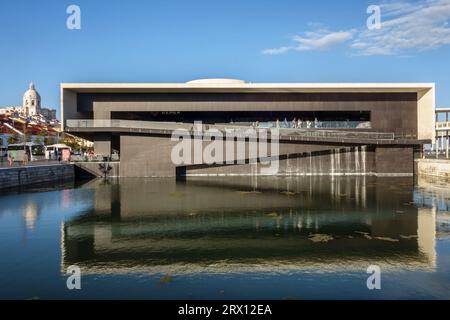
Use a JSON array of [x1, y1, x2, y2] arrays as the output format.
[[436, 122, 450, 131], [279, 128, 394, 140], [70, 154, 120, 162], [66, 119, 395, 141], [66, 119, 193, 131], [256, 120, 371, 129]]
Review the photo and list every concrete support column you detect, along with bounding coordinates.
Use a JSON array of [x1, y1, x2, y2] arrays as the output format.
[[120, 135, 176, 177], [435, 135, 439, 159], [445, 132, 449, 159], [94, 133, 112, 157], [375, 146, 414, 175]]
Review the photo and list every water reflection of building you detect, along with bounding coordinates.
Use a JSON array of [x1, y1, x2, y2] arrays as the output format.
[[416, 175, 450, 240], [23, 201, 38, 230], [0, 182, 76, 234], [61, 177, 438, 274]]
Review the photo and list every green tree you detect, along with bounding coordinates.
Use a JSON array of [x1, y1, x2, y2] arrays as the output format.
[[59, 137, 79, 150], [44, 136, 53, 145], [7, 134, 19, 145]]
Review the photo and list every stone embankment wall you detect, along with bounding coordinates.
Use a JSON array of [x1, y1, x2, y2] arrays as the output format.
[[416, 159, 450, 179], [0, 164, 74, 189]]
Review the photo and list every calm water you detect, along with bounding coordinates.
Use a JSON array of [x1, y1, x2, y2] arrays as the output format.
[[0, 176, 449, 300]]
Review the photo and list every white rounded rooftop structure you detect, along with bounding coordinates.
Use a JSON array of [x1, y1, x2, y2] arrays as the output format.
[[186, 78, 246, 84], [23, 82, 41, 101], [22, 82, 41, 116]]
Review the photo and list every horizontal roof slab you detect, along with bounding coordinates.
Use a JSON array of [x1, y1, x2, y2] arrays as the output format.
[[61, 83, 435, 94]]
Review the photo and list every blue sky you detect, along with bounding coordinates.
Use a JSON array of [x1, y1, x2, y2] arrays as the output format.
[[1, 0, 450, 119]]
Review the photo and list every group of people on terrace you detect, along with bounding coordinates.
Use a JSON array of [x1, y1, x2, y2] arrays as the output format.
[[252, 117, 321, 129]]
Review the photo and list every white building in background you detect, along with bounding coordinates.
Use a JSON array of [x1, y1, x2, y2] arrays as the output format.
[[23, 82, 41, 116], [19, 82, 56, 120]]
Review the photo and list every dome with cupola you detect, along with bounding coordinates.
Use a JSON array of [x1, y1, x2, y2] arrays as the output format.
[[23, 82, 41, 116]]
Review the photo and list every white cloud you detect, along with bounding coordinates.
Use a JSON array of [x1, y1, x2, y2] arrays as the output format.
[[262, 30, 354, 55], [262, 46, 293, 55], [353, 0, 450, 55], [263, 0, 450, 56], [293, 30, 354, 51]]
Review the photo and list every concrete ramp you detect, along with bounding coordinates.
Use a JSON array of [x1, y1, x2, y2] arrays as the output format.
[[74, 162, 120, 178]]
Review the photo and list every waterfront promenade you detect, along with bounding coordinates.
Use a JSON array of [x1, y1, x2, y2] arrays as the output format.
[[417, 158, 450, 179], [0, 159, 62, 168]]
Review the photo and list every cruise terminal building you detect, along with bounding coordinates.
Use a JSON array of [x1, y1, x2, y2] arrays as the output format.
[[61, 79, 435, 177]]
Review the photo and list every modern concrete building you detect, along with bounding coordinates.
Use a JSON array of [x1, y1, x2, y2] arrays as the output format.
[[61, 79, 435, 177], [435, 108, 450, 158]]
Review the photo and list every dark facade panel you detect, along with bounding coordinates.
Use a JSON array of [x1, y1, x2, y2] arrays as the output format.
[[69, 90, 423, 177], [77, 92, 417, 112], [77, 92, 418, 136]]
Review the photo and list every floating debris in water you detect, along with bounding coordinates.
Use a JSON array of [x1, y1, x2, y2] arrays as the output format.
[[237, 191, 262, 195], [373, 237, 399, 242], [267, 212, 281, 219], [280, 191, 296, 196], [400, 235, 418, 239], [395, 210, 405, 214], [308, 234, 334, 243], [355, 231, 373, 239], [160, 275, 173, 284]]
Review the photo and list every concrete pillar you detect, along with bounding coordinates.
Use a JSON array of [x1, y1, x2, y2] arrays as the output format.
[[447, 134, 449, 159], [436, 136, 442, 159], [375, 146, 414, 175], [435, 111, 439, 159], [436, 135, 439, 159], [94, 133, 111, 157]]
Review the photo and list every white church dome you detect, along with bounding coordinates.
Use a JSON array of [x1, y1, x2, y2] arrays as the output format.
[[23, 82, 41, 101], [23, 82, 41, 116]]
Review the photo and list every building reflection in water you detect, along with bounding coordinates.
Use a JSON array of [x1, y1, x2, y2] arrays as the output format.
[[415, 175, 450, 242], [60, 176, 439, 275], [23, 202, 39, 231]]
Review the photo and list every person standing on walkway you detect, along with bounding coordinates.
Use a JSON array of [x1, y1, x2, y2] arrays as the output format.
[[7, 154, 13, 167], [22, 152, 28, 166]]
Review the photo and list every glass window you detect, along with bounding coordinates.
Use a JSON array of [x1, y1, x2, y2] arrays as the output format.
[[8, 145, 25, 151], [31, 145, 45, 156]]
